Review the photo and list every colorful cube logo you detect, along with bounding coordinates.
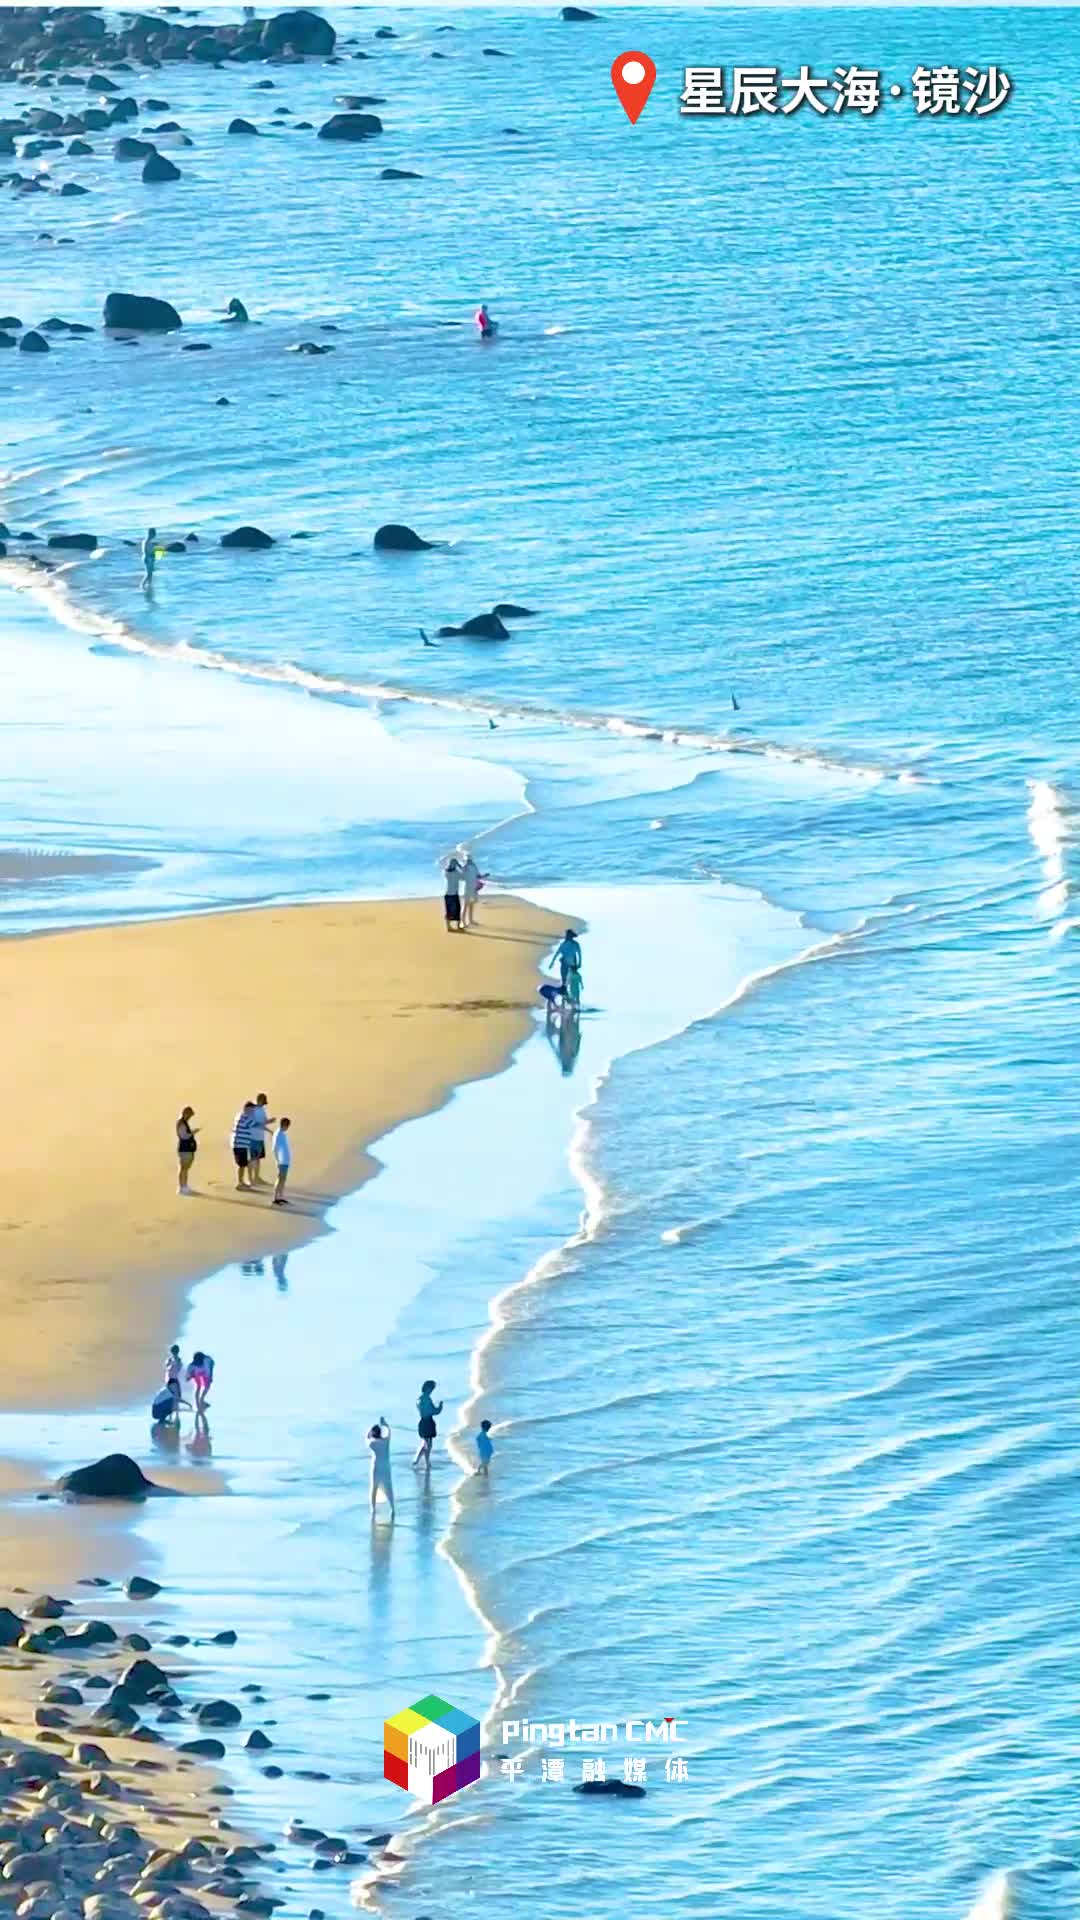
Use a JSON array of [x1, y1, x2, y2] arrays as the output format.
[[383, 1695, 481, 1804]]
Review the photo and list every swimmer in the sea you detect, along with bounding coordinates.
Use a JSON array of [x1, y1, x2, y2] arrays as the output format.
[[475, 302, 497, 339]]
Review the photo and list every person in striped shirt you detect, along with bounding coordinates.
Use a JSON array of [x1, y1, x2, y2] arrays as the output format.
[[231, 1101, 256, 1190]]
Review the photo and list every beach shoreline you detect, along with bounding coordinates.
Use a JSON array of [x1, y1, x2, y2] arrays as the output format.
[[5, 892, 564, 1415]]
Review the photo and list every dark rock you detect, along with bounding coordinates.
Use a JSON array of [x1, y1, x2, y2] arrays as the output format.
[[143, 151, 181, 181], [574, 1777, 646, 1797], [214, 397, 231, 406], [262, 1765, 283, 1778], [221, 526, 274, 550], [19, 331, 50, 353], [145, 98, 171, 111], [437, 612, 510, 640], [28, 109, 63, 131], [154, 121, 183, 132], [127, 1574, 162, 1597], [316, 112, 381, 141], [380, 167, 420, 179], [244, 1730, 272, 1751], [374, 25, 396, 37], [104, 293, 181, 333], [68, 139, 93, 155], [181, 342, 211, 351], [107, 99, 141, 125], [561, 4, 600, 15], [228, 118, 258, 135], [261, 11, 336, 57], [26, 1595, 68, 1619], [90, 1693, 140, 1733], [84, 1673, 111, 1688], [82, 109, 110, 130], [197, 1700, 242, 1727], [179, 1739, 226, 1760], [122, 1632, 153, 1650], [492, 602, 537, 618], [288, 341, 332, 354], [66, 1618, 117, 1645], [48, 532, 96, 550], [114, 136, 155, 160], [190, 35, 225, 63], [41, 1683, 82, 1704], [59, 181, 91, 195], [253, 79, 275, 88], [212, 1629, 238, 1645], [34, 1707, 69, 1729], [0, 335, 15, 352], [482, 47, 510, 56], [166, 1634, 191, 1645], [164, 540, 187, 551], [0, 317, 21, 331], [119, 1659, 171, 1702], [334, 94, 384, 108], [225, 298, 249, 321], [373, 522, 435, 551], [72, 1743, 109, 1767]]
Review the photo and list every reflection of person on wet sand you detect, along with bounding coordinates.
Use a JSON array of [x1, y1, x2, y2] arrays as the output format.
[[187, 1412, 212, 1460]]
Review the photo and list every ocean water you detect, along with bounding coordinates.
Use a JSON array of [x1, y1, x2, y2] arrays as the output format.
[[4, 8, 1080, 1918]]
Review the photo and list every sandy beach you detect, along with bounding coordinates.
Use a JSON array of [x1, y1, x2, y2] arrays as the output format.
[[4, 893, 562, 1414]]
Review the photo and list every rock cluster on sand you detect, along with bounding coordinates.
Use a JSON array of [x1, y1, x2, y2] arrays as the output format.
[[0, 9, 338, 74]]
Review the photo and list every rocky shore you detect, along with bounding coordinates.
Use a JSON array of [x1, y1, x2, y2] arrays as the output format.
[[0, 1574, 395, 1920]]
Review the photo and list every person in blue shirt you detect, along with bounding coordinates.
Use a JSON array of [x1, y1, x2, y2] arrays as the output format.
[[475, 1419, 494, 1477], [555, 929, 583, 1003]]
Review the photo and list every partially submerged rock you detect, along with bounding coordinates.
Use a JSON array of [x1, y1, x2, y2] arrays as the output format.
[[373, 522, 435, 551], [316, 112, 381, 142], [103, 292, 182, 333], [58, 1454, 156, 1498], [221, 526, 274, 550], [437, 612, 510, 640]]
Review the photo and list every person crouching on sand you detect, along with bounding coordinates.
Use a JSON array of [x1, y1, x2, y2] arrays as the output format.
[[151, 1377, 186, 1427], [272, 1116, 291, 1205], [369, 1418, 394, 1520], [176, 1106, 198, 1194], [413, 1379, 443, 1467]]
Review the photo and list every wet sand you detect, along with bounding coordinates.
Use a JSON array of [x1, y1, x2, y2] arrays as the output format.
[[3, 893, 562, 1413]]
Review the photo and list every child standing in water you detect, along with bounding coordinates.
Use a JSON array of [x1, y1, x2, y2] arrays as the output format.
[[368, 1419, 394, 1521], [475, 1419, 494, 1476]]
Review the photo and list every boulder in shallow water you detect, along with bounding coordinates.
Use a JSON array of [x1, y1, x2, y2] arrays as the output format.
[[59, 181, 90, 196], [113, 135, 155, 160], [143, 151, 181, 182], [58, 1454, 157, 1499], [492, 602, 537, 618], [228, 118, 258, 136], [380, 167, 420, 180], [48, 533, 97, 550], [574, 1776, 645, 1797], [103, 292, 181, 333], [0, 334, 17, 351], [437, 612, 510, 640], [0, 1608, 22, 1645], [316, 112, 381, 141], [197, 1699, 242, 1726], [261, 10, 336, 56], [373, 522, 435, 551], [221, 526, 275, 550], [561, 4, 600, 15], [180, 1738, 226, 1760], [19, 331, 50, 353]]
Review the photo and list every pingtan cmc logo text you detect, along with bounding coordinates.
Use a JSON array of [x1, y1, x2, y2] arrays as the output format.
[[383, 1695, 481, 1804]]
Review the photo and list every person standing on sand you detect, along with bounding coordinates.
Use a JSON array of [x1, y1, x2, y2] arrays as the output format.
[[142, 527, 157, 593], [272, 1116, 291, 1206], [231, 1100, 256, 1189], [247, 1093, 276, 1186], [176, 1106, 198, 1194], [442, 854, 463, 932], [368, 1418, 394, 1520], [413, 1380, 443, 1468], [165, 1343, 184, 1391], [460, 849, 486, 930], [555, 928, 583, 1001]]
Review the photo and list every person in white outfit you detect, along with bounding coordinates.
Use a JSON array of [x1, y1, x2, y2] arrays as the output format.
[[368, 1418, 394, 1520], [459, 849, 485, 929]]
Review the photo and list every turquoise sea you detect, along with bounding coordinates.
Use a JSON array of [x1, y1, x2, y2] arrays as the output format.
[[3, 8, 1080, 1918]]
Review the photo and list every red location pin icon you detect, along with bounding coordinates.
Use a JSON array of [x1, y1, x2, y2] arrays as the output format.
[[611, 50, 656, 125]]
